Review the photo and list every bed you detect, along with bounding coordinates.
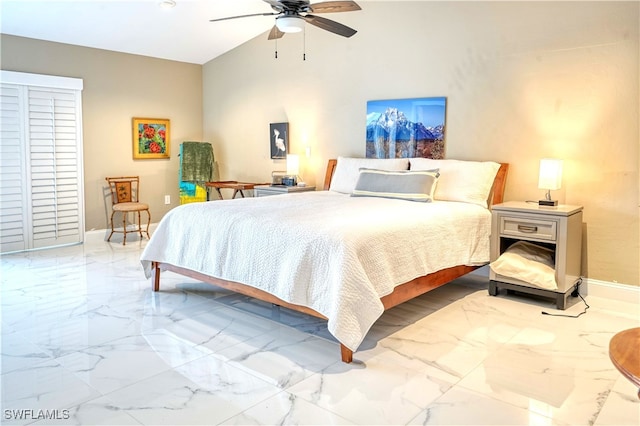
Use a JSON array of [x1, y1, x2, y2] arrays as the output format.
[[141, 157, 508, 363]]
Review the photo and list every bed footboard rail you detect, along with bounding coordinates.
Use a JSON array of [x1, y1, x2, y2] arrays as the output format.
[[152, 260, 354, 362]]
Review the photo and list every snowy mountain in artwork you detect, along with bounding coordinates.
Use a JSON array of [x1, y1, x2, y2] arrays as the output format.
[[366, 108, 444, 143]]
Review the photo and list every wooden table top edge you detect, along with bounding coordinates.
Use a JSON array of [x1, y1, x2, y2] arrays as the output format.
[[204, 181, 271, 189], [609, 327, 640, 398]]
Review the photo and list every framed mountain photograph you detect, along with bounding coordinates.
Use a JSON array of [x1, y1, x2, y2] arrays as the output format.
[[366, 97, 446, 159]]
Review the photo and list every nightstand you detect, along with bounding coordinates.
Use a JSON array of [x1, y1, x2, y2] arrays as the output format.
[[489, 201, 583, 309], [254, 185, 316, 197]]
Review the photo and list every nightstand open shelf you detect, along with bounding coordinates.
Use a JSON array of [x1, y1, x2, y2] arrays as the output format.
[[489, 201, 584, 309]]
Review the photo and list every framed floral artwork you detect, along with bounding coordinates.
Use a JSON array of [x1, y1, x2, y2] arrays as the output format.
[[132, 117, 170, 159]]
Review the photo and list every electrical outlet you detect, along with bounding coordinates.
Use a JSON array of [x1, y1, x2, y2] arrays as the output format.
[[164, 195, 170, 205]]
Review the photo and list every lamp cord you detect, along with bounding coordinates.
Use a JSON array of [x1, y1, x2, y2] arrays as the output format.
[[541, 278, 589, 318]]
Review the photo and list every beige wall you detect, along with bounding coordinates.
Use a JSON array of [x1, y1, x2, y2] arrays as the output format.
[[1, 34, 203, 231], [203, 1, 639, 286], [1, 2, 637, 286]]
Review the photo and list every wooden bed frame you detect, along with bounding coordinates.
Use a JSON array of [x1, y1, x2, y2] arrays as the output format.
[[151, 159, 509, 363]]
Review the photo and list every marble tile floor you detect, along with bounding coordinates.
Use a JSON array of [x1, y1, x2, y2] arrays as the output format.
[[1, 239, 639, 425]]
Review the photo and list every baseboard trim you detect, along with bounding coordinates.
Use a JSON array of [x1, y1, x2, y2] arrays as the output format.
[[470, 265, 638, 303], [583, 278, 640, 303], [83, 234, 640, 303], [85, 223, 159, 244]]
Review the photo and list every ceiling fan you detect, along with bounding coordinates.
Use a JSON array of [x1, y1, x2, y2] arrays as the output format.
[[210, 0, 361, 40]]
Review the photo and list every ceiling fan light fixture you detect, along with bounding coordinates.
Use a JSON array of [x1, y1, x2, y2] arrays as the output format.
[[276, 16, 304, 33]]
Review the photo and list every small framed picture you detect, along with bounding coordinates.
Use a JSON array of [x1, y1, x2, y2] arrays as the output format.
[[270, 122, 289, 159], [132, 117, 170, 159]]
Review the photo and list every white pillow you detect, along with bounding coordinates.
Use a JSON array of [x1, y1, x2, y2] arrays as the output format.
[[409, 158, 500, 208], [490, 241, 558, 290], [329, 157, 409, 194]]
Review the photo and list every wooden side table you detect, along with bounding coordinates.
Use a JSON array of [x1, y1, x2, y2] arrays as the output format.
[[204, 181, 270, 200], [609, 327, 640, 399]]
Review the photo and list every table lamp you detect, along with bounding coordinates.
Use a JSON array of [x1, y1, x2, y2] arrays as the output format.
[[538, 158, 563, 206], [284, 154, 300, 186]]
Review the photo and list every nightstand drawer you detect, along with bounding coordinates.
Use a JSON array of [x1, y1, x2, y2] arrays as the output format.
[[254, 185, 316, 197], [499, 216, 557, 241]]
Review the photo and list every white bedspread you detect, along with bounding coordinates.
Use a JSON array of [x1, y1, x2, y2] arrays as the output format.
[[140, 191, 492, 351]]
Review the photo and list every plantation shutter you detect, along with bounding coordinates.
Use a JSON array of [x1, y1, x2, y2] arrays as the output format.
[[0, 71, 84, 253], [0, 84, 29, 252], [28, 87, 83, 248]]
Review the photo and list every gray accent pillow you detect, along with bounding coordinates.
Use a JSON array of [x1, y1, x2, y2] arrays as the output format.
[[351, 168, 440, 202]]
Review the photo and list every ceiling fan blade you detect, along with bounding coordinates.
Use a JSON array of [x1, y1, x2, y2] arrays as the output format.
[[210, 12, 277, 23], [268, 25, 285, 40], [302, 14, 357, 37], [309, 1, 361, 13]]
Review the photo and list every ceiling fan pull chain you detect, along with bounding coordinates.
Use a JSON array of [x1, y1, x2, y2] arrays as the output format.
[[303, 26, 306, 61], [275, 38, 278, 59]]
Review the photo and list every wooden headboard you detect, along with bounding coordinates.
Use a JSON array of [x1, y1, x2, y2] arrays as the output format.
[[489, 163, 509, 205], [322, 159, 508, 206], [323, 159, 339, 190]]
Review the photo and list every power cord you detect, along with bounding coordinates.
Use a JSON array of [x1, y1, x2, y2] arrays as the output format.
[[541, 278, 589, 318]]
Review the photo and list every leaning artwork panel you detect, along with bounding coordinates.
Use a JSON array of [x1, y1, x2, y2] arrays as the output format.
[[366, 97, 446, 159]]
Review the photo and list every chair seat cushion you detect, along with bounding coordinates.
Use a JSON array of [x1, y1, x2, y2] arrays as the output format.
[[113, 202, 149, 212]]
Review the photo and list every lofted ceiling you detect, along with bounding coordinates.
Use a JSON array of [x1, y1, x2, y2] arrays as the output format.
[[0, 0, 383, 65]]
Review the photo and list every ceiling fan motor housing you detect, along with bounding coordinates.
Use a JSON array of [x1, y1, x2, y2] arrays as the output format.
[[267, 0, 312, 13]]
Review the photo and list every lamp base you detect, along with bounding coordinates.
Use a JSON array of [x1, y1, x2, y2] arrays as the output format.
[[538, 199, 558, 206], [282, 175, 297, 187]]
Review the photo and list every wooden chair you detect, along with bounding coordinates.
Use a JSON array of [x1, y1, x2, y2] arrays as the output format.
[[105, 176, 150, 245]]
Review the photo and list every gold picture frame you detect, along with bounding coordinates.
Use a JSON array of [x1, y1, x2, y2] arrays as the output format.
[[132, 117, 170, 159]]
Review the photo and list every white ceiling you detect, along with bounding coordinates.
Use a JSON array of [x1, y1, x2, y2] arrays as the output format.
[[0, 0, 382, 65]]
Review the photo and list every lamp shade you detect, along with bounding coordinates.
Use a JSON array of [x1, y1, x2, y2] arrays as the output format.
[[538, 158, 563, 190], [286, 154, 300, 176], [276, 15, 304, 33]]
